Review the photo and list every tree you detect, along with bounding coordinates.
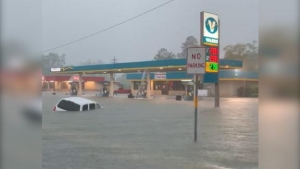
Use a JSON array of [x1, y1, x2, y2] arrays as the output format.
[[42, 52, 66, 75], [224, 41, 258, 60], [224, 41, 258, 70], [178, 36, 199, 58], [223, 44, 248, 60], [153, 48, 176, 60], [246, 41, 258, 56], [176, 53, 182, 59]]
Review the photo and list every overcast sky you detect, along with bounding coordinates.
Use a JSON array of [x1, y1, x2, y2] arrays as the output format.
[[42, 0, 258, 65]]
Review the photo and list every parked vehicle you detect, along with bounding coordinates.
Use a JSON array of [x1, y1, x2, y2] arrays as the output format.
[[114, 87, 131, 94]]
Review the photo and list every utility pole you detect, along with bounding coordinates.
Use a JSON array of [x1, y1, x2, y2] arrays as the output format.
[[111, 56, 118, 81], [111, 56, 118, 64]]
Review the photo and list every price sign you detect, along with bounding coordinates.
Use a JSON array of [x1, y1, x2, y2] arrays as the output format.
[[205, 47, 219, 73], [209, 47, 218, 55], [205, 62, 218, 73], [209, 55, 218, 62]]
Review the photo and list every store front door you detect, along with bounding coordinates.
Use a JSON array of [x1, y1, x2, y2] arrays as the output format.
[[161, 82, 169, 95]]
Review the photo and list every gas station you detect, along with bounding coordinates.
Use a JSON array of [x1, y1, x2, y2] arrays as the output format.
[[50, 58, 243, 97], [48, 11, 259, 142], [50, 12, 225, 106]]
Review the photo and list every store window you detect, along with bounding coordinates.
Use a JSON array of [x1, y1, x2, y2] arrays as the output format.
[[153, 81, 185, 91], [81, 82, 85, 89], [42, 82, 48, 89], [171, 81, 185, 91], [133, 81, 140, 90], [133, 81, 148, 90], [61, 82, 68, 89], [49, 82, 55, 89], [153, 81, 164, 90]]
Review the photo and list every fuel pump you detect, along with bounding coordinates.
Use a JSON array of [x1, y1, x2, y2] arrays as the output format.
[[184, 82, 194, 100], [70, 82, 78, 95], [102, 84, 109, 97]]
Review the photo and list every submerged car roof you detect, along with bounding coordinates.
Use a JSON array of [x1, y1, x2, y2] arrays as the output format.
[[61, 97, 97, 105]]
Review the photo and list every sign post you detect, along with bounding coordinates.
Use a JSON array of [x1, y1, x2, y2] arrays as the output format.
[[186, 47, 205, 142], [193, 74, 198, 141], [200, 11, 220, 107]]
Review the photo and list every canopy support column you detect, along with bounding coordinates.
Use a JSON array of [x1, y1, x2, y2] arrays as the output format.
[[78, 74, 82, 96], [146, 70, 150, 99], [109, 72, 114, 97]]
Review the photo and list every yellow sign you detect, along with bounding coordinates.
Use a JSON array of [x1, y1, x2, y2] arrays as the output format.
[[205, 62, 218, 73], [61, 66, 73, 72]]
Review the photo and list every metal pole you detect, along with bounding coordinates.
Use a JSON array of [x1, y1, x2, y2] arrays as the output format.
[[243, 77, 246, 97], [215, 83, 219, 107], [194, 74, 198, 142], [215, 18, 220, 107]]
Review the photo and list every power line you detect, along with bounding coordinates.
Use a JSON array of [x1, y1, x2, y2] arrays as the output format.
[[43, 0, 175, 53]]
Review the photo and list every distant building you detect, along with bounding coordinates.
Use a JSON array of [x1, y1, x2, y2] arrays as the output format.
[[126, 70, 258, 97], [42, 75, 120, 92]]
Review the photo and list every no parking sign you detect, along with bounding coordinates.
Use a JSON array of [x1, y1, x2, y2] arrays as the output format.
[[186, 47, 206, 74]]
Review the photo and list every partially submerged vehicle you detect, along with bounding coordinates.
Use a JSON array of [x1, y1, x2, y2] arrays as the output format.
[[53, 97, 101, 111]]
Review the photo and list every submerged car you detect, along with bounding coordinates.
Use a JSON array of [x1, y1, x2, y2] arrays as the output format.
[[53, 97, 101, 111]]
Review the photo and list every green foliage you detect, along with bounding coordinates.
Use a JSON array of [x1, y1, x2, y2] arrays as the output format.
[[224, 41, 258, 59], [224, 41, 258, 71], [154, 48, 176, 60], [42, 52, 66, 75], [181, 36, 199, 48], [178, 36, 199, 58], [152, 36, 199, 60]]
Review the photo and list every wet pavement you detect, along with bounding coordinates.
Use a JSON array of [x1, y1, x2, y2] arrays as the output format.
[[42, 93, 258, 169]]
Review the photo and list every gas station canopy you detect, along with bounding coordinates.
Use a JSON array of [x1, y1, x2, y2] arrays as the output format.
[[50, 59, 242, 74]]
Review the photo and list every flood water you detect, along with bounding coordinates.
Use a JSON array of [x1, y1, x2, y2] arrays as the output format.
[[43, 93, 258, 169]]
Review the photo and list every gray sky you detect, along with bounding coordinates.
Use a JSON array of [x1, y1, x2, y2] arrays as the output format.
[[42, 0, 258, 65]]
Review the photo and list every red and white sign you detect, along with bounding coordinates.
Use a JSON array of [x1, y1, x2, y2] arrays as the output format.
[[186, 47, 206, 74], [73, 76, 79, 81]]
